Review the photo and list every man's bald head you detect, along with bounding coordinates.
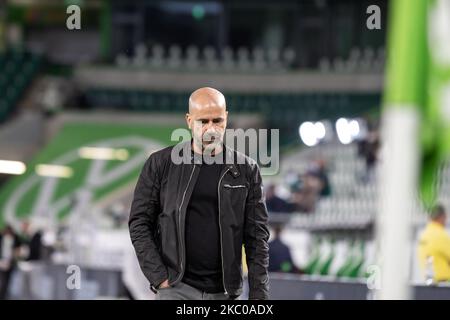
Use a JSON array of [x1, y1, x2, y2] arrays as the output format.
[[186, 87, 228, 154], [189, 87, 226, 113]]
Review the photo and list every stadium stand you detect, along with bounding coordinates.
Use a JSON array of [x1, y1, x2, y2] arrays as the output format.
[[0, 47, 42, 122]]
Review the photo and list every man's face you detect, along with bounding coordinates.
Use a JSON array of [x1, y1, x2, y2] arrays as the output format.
[[186, 105, 227, 153]]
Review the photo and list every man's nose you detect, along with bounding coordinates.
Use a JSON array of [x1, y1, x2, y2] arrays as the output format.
[[204, 120, 214, 130]]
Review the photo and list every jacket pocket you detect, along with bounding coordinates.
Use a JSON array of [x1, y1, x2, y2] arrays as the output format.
[[224, 184, 248, 189], [222, 183, 248, 226], [159, 213, 179, 270]]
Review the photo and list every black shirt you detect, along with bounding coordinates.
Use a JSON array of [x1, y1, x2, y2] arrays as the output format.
[[182, 152, 225, 293]]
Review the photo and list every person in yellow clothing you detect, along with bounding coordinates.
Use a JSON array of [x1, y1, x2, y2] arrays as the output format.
[[418, 204, 450, 282]]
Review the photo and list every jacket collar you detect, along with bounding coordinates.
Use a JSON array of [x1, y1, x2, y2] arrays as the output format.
[[223, 144, 240, 178]]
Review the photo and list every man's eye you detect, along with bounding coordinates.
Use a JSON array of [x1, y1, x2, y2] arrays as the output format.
[[201, 120, 209, 124], [213, 119, 223, 124]]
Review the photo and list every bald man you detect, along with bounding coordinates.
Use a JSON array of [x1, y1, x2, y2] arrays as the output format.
[[129, 87, 270, 300]]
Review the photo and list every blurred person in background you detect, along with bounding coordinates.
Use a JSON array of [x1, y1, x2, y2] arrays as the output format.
[[306, 159, 331, 197], [0, 225, 21, 299], [129, 87, 269, 300], [357, 130, 380, 184], [18, 221, 43, 261], [268, 223, 299, 273], [265, 184, 296, 214], [418, 204, 450, 283], [291, 173, 322, 213]]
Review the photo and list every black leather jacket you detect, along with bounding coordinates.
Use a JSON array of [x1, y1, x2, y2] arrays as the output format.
[[129, 141, 270, 299]]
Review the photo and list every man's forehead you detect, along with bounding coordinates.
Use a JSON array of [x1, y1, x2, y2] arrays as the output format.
[[191, 107, 226, 118]]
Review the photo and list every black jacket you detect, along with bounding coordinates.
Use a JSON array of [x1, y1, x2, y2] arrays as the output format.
[[129, 141, 270, 299]]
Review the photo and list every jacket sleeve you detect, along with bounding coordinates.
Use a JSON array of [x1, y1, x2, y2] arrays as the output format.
[[129, 153, 168, 289], [244, 162, 270, 300]]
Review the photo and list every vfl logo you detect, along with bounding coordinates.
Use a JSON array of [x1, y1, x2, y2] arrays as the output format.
[[3, 136, 162, 229]]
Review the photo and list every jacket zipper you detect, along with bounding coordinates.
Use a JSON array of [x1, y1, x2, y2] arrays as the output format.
[[172, 164, 196, 286], [218, 167, 231, 295]]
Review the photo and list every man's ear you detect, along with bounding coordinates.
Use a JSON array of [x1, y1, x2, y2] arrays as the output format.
[[186, 113, 191, 129], [224, 111, 229, 126]]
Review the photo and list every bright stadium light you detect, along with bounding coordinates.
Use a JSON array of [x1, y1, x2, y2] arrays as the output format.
[[299, 122, 319, 147], [314, 121, 326, 139], [335, 118, 361, 144], [335, 118, 352, 144], [78, 147, 129, 161], [349, 119, 360, 138], [0, 160, 26, 175], [299, 121, 328, 146], [35, 164, 73, 178]]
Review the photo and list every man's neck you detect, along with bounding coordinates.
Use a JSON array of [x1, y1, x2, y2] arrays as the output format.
[[431, 220, 445, 228]]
